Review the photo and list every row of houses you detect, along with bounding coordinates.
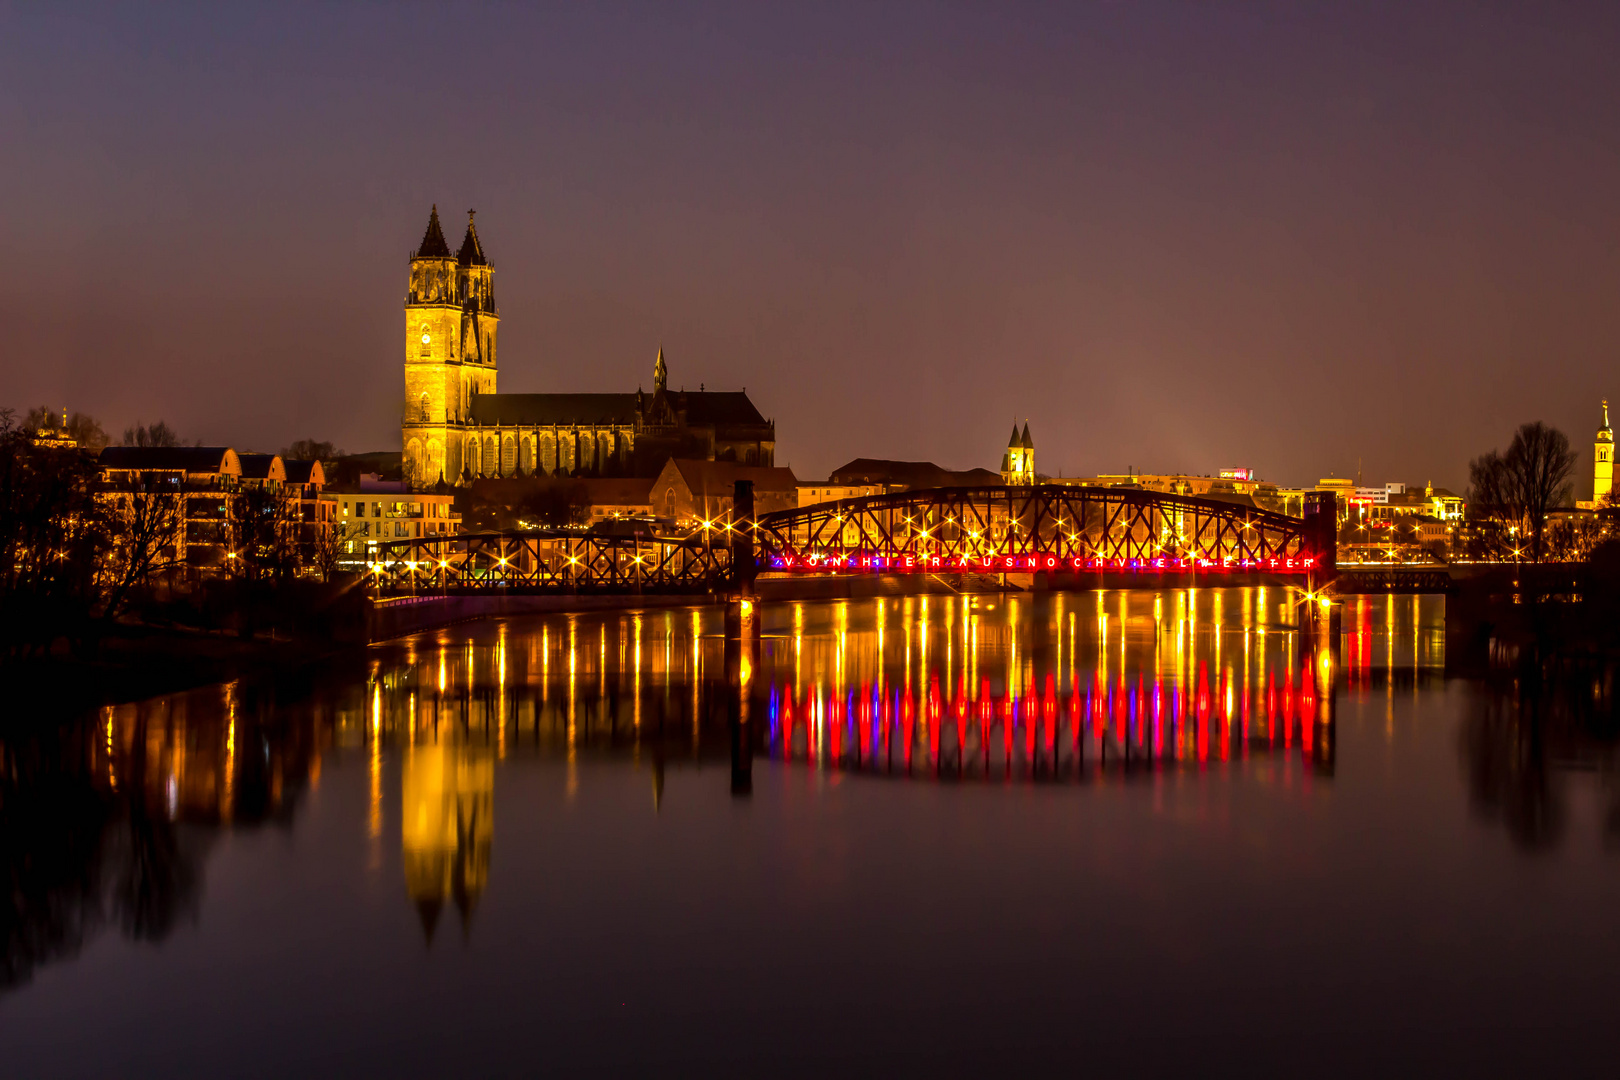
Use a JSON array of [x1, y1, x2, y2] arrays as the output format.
[[97, 446, 460, 571]]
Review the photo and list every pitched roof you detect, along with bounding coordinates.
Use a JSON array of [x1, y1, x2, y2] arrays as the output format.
[[1020, 422, 1033, 449], [457, 213, 488, 267], [668, 390, 767, 426], [1008, 424, 1020, 447], [282, 459, 326, 485], [662, 459, 798, 497], [98, 446, 240, 474], [236, 453, 286, 481], [469, 393, 642, 427], [579, 476, 657, 505], [829, 458, 1001, 489], [414, 205, 451, 259]]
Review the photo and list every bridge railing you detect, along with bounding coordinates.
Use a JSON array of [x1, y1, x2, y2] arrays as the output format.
[[368, 530, 733, 595]]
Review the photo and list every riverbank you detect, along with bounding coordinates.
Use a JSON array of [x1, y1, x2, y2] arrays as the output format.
[[2, 622, 364, 723]]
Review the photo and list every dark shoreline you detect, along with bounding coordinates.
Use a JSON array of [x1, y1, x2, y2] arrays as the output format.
[[2, 624, 366, 725]]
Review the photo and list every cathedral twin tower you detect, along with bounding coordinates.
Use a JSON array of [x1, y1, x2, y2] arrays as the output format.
[[402, 206, 499, 486], [401, 205, 775, 488]]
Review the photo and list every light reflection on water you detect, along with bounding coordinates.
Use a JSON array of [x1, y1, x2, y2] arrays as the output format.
[[12, 588, 1620, 1074], [56, 589, 1448, 939]]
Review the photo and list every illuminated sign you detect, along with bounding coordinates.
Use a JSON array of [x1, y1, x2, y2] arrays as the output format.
[[766, 551, 1315, 574], [1219, 467, 1254, 481]]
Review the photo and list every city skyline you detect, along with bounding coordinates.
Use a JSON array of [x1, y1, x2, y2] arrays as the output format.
[[5, 3, 1620, 490]]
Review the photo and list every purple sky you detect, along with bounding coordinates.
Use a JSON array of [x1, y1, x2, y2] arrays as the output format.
[[4, 2, 1619, 492]]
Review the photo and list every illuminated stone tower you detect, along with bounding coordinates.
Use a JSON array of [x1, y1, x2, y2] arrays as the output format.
[[1001, 422, 1035, 485], [401, 207, 499, 486], [1596, 399, 1613, 505]]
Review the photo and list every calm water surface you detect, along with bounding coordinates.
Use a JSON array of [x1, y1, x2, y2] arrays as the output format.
[[4, 590, 1619, 1076]]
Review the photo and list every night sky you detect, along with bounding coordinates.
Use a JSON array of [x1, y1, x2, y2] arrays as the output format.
[[5, 2, 1619, 492]]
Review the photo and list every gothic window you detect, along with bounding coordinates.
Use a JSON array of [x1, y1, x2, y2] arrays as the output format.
[[405, 439, 424, 485], [419, 325, 431, 358], [466, 437, 480, 478], [419, 393, 431, 422], [665, 487, 676, 518], [540, 432, 556, 474], [427, 439, 443, 483], [521, 437, 533, 473], [484, 435, 497, 476], [502, 435, 516, 475]]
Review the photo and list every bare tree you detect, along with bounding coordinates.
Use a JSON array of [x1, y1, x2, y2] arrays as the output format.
[[100, 470, 183, 620], [280, 439, 344, 465], [0, 413, 110, 655], [310, 517, 365, 582], [120, 421, 182, 448], [1468, 421, 1576, 562], [227, 486, 298, 581]]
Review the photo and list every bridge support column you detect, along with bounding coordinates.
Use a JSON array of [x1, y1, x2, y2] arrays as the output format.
[[731, 479, 757, 596]]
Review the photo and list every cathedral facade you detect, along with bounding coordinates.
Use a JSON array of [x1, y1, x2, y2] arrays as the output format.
[[401, 207, 775, 488]]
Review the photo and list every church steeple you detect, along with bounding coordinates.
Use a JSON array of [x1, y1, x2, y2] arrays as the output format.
[[415, 205, 451, 259], [653, 346, 668, 395], [1001, 419, 1035, 485], [457, 210, 487, 267], [1595, 399, 1614, 505]]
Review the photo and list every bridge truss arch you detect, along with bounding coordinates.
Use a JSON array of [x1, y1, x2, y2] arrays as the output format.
[[370, 530, 734, 596], [755, 485, 1334, 578]]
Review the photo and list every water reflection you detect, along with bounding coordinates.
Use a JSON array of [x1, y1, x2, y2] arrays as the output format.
[[1459, 670, 1620, 852], [760, 591, 1340, 777], [9, 588, 1620, 995], [402, 740, 493, 941], [0, 680, 319, 990]]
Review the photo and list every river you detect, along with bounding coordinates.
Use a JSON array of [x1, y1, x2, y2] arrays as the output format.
[[3, 589, 1618, 1076]]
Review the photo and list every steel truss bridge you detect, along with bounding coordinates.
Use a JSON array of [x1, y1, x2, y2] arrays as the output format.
[[369, 485, 1337, 598], [753, 484, 1336, 579], [369, 530, 734, 595]]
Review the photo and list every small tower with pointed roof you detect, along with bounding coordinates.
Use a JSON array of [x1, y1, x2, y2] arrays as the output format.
[[653, 345, 668, 396], [1001, 421, 1035, 485], [1595, 399, 1613, 505]]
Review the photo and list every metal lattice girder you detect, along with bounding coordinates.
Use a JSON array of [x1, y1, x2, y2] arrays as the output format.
[[368, 529, 734, 595], [756, 484, 1319, 569]]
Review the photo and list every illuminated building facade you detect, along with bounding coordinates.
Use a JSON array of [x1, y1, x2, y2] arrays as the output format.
[[97, 447, 332, 569], [1053, 470, 1294, 515], [651, 458, 798, 526], [1594, 400, 1613, 506], [400, 206, 775, 488]]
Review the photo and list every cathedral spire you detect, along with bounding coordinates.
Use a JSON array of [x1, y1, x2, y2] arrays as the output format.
[[653, 345, 668, 394], [457, 209, 488, 267], [415, 204, 451, 259]]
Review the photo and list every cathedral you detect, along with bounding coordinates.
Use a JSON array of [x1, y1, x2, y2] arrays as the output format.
[[401, 206, 776, 488]]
